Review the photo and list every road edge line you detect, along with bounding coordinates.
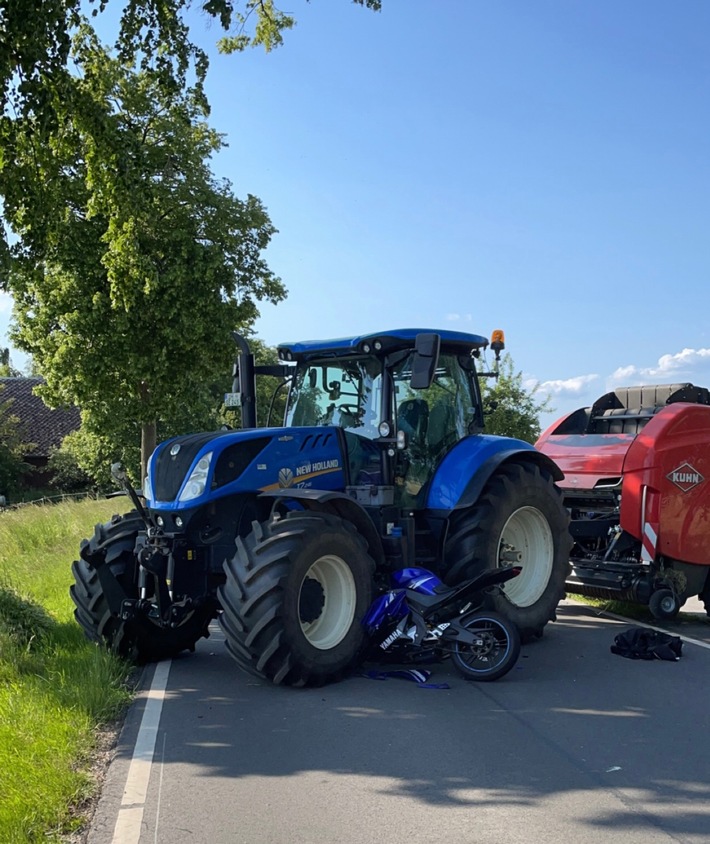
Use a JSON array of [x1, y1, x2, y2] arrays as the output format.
[[598, 610, 710, 651], [111, 660, 172, 844]]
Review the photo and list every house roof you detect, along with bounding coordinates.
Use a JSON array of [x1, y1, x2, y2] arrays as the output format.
[[0, 378, 81, 458]]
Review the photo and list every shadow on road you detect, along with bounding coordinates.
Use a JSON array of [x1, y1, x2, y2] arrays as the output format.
[[100, 602, 710, 843]]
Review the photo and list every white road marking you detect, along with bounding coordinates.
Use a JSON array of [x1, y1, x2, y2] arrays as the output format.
[[112, 660, 172, 844]]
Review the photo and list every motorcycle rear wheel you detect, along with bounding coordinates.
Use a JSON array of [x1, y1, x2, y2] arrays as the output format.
[[451, 611, 521, 682]]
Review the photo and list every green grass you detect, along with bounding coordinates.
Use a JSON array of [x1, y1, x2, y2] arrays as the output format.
[[571, 594, 654, 621], [570, 593, 706, 625], [0, 499, 135, 843]]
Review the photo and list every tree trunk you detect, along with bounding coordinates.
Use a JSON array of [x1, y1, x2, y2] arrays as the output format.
[[141, 420, 157, 481]]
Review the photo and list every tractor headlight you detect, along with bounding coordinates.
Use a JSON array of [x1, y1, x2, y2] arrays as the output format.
[[143, 473, 154, 503], [178, 452, 213, 502]]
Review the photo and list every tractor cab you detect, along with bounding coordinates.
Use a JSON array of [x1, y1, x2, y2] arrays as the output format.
[[270, 329, 495, 508]]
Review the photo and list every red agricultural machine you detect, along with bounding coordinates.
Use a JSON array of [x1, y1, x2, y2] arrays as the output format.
[[536, 383, 710, 619]]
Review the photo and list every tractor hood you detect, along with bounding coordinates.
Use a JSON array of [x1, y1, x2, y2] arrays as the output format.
[[145, 426, 346, 510]]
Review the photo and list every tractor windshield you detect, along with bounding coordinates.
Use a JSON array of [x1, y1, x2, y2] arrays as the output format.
[[285, 358, 382, 439]]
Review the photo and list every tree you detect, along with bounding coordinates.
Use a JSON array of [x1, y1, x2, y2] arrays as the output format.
[[0, 348, 22, 377], [5, 31, 285, 480], [481, 354, 553, 444], [46, 442, 96, 493], [48, 428, 121, 491], [0, 1, 382, 261], [0, 386, 28, 496]]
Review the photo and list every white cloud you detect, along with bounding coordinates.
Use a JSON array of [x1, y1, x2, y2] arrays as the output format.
[[608, 364, 638, 384], [607, 348, 710, 388], [645, 347, 710, 377], [532, 346, 710, 434], [0, 292, 11, 314], [445, 313, 472, 322], [536, 373, 599, 396]]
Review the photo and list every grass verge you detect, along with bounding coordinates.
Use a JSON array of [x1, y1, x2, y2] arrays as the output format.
[[0, 498, 136, 843], [570, 594, 653, 621], [570, 594, 708, 626]]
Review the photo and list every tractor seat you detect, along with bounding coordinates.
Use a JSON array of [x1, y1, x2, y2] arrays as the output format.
[[397, 398, 429, 448], [427, 400, 455, 455]]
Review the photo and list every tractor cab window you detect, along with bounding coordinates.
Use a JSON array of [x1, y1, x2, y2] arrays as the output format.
[[285, 358, 382, 439], [392, 352, 478, 505], [393, 353, 477, 448]]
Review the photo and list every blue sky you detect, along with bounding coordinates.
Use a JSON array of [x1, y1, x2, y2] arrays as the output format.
[[2, 0, 709, 430]]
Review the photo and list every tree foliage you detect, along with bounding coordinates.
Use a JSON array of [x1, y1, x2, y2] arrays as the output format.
[[4, 29, 285, 479], [0, 0, 381, 480], [0, 0, 381, 108], [0, 349, 21, 378], [481, 354, 553, 444], [46, 442, 97, 493], [0, 387, 28, 496]]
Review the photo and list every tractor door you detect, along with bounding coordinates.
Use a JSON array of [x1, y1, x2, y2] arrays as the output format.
[[391, 352, 481, 507]]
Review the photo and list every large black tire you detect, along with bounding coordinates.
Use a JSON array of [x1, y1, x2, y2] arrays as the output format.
[[219, 511, 376, 686], [444, 463, 571, 640], [70, 511, 214, 662], [451, 611, 521, 682]]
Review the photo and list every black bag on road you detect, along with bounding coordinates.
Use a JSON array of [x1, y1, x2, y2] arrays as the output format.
[[611, 627, 683, 661]]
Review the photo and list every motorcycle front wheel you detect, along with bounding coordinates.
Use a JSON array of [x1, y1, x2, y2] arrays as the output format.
[[451, 611, 521, 682]]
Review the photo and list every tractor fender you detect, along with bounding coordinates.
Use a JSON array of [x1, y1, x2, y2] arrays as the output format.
[[258, 488, 385, 566], [426, 435, 564, 511]]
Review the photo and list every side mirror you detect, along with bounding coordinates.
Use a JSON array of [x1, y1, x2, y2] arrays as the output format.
[[410, 333, 441, 389], [111, 462, 128, 484]]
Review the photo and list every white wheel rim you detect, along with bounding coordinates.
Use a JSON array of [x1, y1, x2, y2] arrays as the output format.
[[299, 555, 357, 650], [498, 506, 554, 607]]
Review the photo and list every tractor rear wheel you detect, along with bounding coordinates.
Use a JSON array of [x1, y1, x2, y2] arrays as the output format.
[[71, 512, 213, 662], [444, 463, 571, 641], [219, 511, 375, 686]]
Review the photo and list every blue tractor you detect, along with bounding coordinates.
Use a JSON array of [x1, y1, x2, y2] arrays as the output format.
[[71, 328, 570, 685]]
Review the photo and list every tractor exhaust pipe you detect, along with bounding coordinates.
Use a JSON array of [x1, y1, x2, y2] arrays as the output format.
[[230, 332, 257, 429]]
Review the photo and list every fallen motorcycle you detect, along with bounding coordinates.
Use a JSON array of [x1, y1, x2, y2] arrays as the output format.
[[362, 565, 522, 682]]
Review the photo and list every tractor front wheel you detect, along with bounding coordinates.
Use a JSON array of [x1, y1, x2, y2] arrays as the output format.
[[219, 511, 375, 686], [444, 463, 571, 641], [71, 512, 214, 662]]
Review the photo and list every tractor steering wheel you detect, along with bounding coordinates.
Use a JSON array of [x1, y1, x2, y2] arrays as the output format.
[[338, 404, 361, 417]]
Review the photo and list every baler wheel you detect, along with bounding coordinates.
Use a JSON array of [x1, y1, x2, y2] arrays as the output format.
[[648, 588, 680, 620]]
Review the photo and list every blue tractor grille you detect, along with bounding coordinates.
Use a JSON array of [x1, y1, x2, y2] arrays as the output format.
[[154, 433, 219, 502], [153, 434, 272, 502]]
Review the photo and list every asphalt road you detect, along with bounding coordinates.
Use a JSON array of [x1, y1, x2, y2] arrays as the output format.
[[87, 601, 710, 844]]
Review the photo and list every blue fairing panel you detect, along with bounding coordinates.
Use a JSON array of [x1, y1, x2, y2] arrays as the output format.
[[426, 434, 538, 510], [148, 426, 347, 510], [247, 428, 346, 493]]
